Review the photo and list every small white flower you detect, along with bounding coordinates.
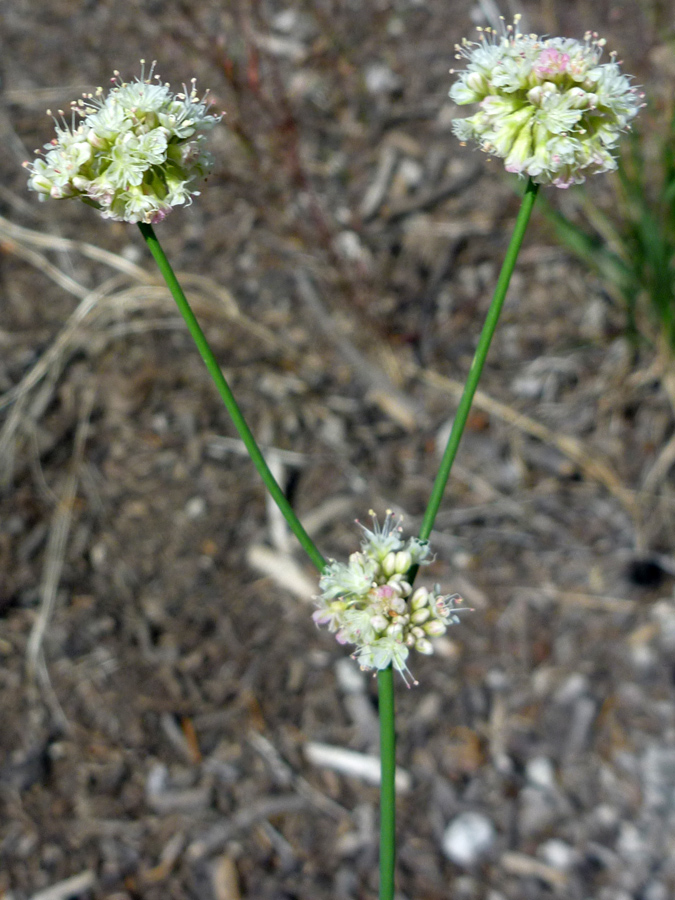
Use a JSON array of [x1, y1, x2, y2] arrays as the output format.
[[319, 553, 377, 600], [355, 638, 415, 686], [25, 60, 221, 223], [449, 16, 643, 186]]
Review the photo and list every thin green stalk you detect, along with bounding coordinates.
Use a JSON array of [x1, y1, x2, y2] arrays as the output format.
[[378, 665, 396, 900], [419, 178, 539, 542], [137, 222, 325, 572]]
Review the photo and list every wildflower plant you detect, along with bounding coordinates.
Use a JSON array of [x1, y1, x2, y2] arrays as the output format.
[[22, 33, 640, 900]]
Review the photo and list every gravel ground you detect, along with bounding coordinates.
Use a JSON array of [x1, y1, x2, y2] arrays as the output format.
[[2, 2, 675, 899]]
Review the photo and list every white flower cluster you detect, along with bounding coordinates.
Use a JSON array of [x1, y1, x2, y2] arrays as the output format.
[[313, 512, 466, 684], [25, 61, 221, 223], [449, 16, 644, 187]]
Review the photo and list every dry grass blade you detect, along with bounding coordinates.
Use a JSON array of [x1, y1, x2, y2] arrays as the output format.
[[246, 544, 316, 600], [0, 213, 152, 282], [0, 212, 284, 352], [1, 234, 92, 300], [0, 277, 129, 488], [26, 389, 95, 715], [0, 217, 287, 495], [643, 430, 675, 493], [26, 870, 97, 900], [643, 348, 675, 492], [181, 272, 284, 351], [186, 795, 309, 861], [416, 366, 639, 518]]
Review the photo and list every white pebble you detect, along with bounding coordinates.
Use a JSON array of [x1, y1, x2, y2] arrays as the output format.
[[184, 496, 206, 519], [525, 756, 556, 790], [554, 672, 589, 704], [442, 811, 496, 866], [365, 63, 402, 95], [538, 838, 577, 871]]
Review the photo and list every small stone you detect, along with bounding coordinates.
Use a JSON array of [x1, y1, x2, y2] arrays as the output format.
[[271, 8, 299, 32], [364, 63, 402, 96], [442, 812, 496, 866], [485, 668, 508, 691], [519, 787, 560, 838], [630, 642, 657, 671], [652, 601, 675, 651], [397, 158, 424, 190], [616, 822, 647, 861], [641, 745, 675, 812], [333, 230, 372, 267], [525, 756, 556, 790], [90, 541, 107, 569], [538, 838, 577, 871], [589, 803, 620, 829], [185, 496, 206, 519], [642, 882, 668, 900], [554, 672, 589, 704]]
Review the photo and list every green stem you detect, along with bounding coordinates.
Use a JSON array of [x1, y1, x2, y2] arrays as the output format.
[[419, 178, 539, 542], [137, 222, 325, 573], [378, 665, 396, 900]]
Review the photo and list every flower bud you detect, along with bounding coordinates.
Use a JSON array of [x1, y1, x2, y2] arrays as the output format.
[[415, 638, 434, 655], [527, 82, 556, 106], [390, 595, 407, 615], [371, 614, 388, 633], [424, 620, 447, 636], [394, 550, 412, 573], [566, 87, 591, 108], [411, 608, 431, 625], [87, 130, 108, 149], [382, 552, 397, 577], [410, 587, 429, 610]]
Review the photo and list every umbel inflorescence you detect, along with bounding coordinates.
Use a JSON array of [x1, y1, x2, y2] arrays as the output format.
[[450, 16, 643, 187], [313, 512, 467, 685], [25, 61, 220, 223]]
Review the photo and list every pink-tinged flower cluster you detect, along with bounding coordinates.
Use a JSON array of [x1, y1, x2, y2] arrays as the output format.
[[449, 16, 644, 187], [313, 512, 468, 685], [533, 48, 571, 79], [25, 61, 221, 223]]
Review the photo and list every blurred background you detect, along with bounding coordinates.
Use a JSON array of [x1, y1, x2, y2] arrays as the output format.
[[2, 1, 675, 898]]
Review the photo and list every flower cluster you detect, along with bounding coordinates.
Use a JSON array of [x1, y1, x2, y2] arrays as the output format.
[[313, 512, 466, 684], [449, 16, 644, 187], [25, 61, 221, 223]]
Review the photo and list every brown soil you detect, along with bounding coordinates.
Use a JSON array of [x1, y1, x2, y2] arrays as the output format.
[[2, 2, 675, 899]]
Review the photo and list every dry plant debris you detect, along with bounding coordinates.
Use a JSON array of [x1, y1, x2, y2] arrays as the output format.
[[2, 2, 675, 899]]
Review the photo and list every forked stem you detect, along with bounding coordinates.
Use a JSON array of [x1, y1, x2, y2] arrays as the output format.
[[376, 179, 539, 900], [138, 176, 538, 900]]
